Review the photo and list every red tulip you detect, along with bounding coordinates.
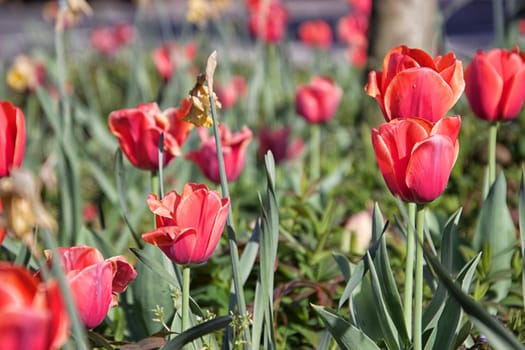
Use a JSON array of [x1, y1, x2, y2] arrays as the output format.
[[298, 20, 333, 50], [337, 12, 368, 45], [0, 262, 69, 350], [366, 45, 465, 123], [152, 41, 198, 81], [215, 75, 248, 109], [248, 2, 288, 43], [142, 183, 230, 265], [371, 116, 461, 203], [257, 126, 305, 164], [109, 100, 192, 171], [465, 47, 525, 122], [295, 76, 343, 124], [0, 101, 25, 178], [43, 245, 137, 329], [186, 124, 253, 183]]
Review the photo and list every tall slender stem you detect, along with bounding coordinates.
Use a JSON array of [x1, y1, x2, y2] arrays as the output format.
[[404, 202, 416, 338], [311, 124, 321, 182], [182, 266, 191, 332], [414, 206, 425, 350], [488, 123, 499, 187], [207, 81, 250, 348]]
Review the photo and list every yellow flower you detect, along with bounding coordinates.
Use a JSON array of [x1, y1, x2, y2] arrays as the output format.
[[186, 0, 232, 27], [7, 55, 43, 92], [184, 74, 222, 127]]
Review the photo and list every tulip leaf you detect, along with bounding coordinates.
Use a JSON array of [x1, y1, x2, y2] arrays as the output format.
[[472, 172, 517, 301], [366, 252, 401, 350], [519, 169, 525, 309], [312, 304, 380, 350], [423, 241, 525, 350], [163, 315, 232, 350]]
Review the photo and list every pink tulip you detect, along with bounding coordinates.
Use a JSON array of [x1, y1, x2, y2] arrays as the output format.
[[371, 116, 461, 203], [186, 124, 253, 183], [142, 183, 230, 265], [43, 246, 137, 328], [215, 75, 248, 109], [366, 45, 465, 123], [295, 76, 343, 124], [257, 126, 305, 164], [465, 47, 525, 122]]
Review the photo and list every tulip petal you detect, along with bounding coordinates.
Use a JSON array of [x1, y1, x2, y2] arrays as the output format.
[[500, 66, 525, 120], [406, 135, 456, 203], [465, 55, 503, 121], [68, 262, 114, 328], [142, 226, 184, 246], [384, 68, 456, 122], [171, 229, 199, 265], [431, 115, 462, 141], [107, 256, 137, 293]]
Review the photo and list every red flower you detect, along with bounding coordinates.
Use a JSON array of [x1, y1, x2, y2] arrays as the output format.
[[108, 100, 192, 171], [186, 124, 253, 183], [215, 75, 248, 109], [0, 101, 25, 178], [298, 20, 333, 50], [142, 183, 230, 265], [337, 12, 368, 45], [90, 22, 135, 56], [366, 45, 465, 123], [348, 0, 372, 15], [371, 116, 461, 203], [465, 47, 525, 122], [295, 76, 343, 124], [152, 41, 198, 81], [248, 2, 288, 43], [43, 246, 137, 329], [257, 126, 305, 164], [0, 262, 69, 350]]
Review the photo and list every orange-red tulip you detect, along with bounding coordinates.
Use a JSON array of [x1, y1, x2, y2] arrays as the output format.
[[298, 20, 333, 50], [142, 183, 230, 265], [186, 124, 253, 183], [465, 47, 525, 122], [108, 100, 192, 171], [371, 116, 461, 203], [0, 101, 25, 178], [366, 45, 465, 123], [296, 76, 343, 124], [43, 246, 137, 328], [0, 263, 69, 350]]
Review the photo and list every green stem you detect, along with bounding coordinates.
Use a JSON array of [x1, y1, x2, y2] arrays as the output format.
[[414, 206, 425, 350], [492, 0, 505, 46], [404, 202, 416, 338], [488, 123, 499, 187], [182, 266, 191, 332], [207, 81, 250, 348], [311, 124, 321, 182]]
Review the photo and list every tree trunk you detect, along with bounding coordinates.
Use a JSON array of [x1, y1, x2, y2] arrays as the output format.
[[368, 0, 440, 69]]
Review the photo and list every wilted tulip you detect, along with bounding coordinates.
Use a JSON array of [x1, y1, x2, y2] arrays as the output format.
[[0, 262, 69, 350], [343, 209, 373, 255], [0, 101, 25, 177], [43, 245, 137, 329], [7, 55, 46, 92], [465, 47, 525, 122], [187, 124, 253, 183], [108, 100, 192, 171], [366, 45, 465, 123], [257, 126, 305, 164], [298, 20, 333, 50], [248, 1, 288, 43], [371, 116, 461, 203], [142, 183, 230, 265], [295, 76, 343, 124]]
